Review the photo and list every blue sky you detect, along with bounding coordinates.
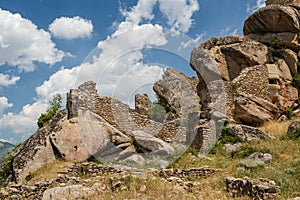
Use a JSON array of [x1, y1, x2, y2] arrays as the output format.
[[0, 0, 264, 144]]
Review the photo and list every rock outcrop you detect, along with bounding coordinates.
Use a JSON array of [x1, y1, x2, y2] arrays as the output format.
[[153, 68, 200, 120], [244, 5, 300, 35], [188, 0, 300, 153], [11, 79, 194, 183], [226, 124, 276, 142]]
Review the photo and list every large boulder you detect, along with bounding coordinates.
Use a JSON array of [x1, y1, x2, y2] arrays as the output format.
[[191, 36, 270, 81], [287, 121, 300, 134], [11, 109, 132, 183], [244, 5, 300, 35], [248, 32, 299, 52], [226, 124, 276, 142], [247, 152, 273, 164], [130, 130, 175, 155], [234, 93, 280, 126], [153, 68, 200, 119]]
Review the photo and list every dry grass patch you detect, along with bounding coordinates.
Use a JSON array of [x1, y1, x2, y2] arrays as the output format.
[[88, 175, 198, 200], [25, 160, 73, 184], [259, 118, 300, 137]]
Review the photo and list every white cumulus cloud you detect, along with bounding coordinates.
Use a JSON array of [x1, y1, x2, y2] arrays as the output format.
[[0, 97, 13, 114], [0, 0, 200, 141], [0, 73, 20, 87], [158, 0, 199, 33], [0, 9, 66, 72], [49, 16, 94, 40], [247, 0, 265, 13], [0, 102, 47, 135]]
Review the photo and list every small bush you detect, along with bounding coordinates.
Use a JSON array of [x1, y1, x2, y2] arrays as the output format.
[[230, 82, 242, 90], [0, 152, 13, 185], [148, 99, 167, 123], [239, 159, 265, 169], [268, 39, 284, 58], [285, 107, 293, 120], [209, 127, 243, 154], [270, 39, 282, 49], [293, 73, 300, 89], [25, 172, 35, 181], [282, 130, 300, 140], [37, 94, 62, 128]]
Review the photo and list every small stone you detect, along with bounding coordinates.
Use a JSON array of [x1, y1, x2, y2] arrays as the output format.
[[139, 185, 147, 192], [247, 152, 273, 164]]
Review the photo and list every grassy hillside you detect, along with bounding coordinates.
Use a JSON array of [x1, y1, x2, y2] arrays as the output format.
[[18, 119, 300, 199]]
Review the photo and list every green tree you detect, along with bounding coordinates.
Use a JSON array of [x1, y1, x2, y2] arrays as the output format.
[[37, 94, 62, 128], [148, 99, 167, 123]]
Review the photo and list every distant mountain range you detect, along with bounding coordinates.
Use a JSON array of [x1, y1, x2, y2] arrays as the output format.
[[0, 140, 14, 158]]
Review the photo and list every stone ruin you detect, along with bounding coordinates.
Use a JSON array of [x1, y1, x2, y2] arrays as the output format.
[[10, 67, 201, 183]]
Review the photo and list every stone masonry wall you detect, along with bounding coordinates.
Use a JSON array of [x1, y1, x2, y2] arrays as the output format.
[[67, 81, 185, 143]]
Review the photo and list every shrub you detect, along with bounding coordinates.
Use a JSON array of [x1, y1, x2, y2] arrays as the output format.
[[239, 159, 265, 169], [268, 39, 284, 58], [284, 107, 293, 120], [270, 39, 282, 49], [37, 94, 62, 128], [282, 130, 300, 140], [292, 73, 300, 89], [209, 126, 243, 154], [148, 99, 167, 123], [0, 152, 13, 185]]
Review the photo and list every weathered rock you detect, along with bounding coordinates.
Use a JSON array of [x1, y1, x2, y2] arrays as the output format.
[[287, 121, 300, 134], [50, 110, 132, 161], [234, 93, 279, 126], [130, 130, 175, 155], [283, 49, 298, 76], [190, 36, 272, 123], [244, 5, 300, 35], [153, 68, 200, 119], [248, 32, 299, 52], [191, 36, 270, 81], [124, 154, 146, 166], [42, 185, 93, 200], [11, 111, 66, 183], [135, 94, 152, 116], [11, 108, 134, 183], [226, 124, 276, 142], [225, 177, 279, 199], [267, 62, 290, 83], [224, 143, 242, 154], [247, 152, 273, 163]]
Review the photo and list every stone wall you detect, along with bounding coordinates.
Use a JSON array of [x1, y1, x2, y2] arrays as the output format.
[[0, 162, 219, 199], [225, 177, 279, 199], [67, 81, 99, 119], [66, 81, 186, 144]]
